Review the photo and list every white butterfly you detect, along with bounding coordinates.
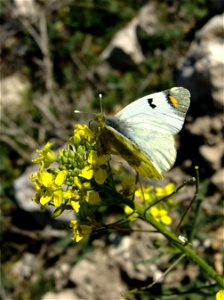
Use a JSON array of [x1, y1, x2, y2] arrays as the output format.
[[96, 87, 191, 179]]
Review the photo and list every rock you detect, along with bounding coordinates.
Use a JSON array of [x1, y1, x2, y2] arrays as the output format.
[[14, 165, 40, 212], [41, 289, 78, 300], [184, 114, 223, 176], [11, 253, 36, 281], [100, 3, 158, 68], [54, 263, 71, 290], [100, 17, 144, 68], [177, 14, 224, 112], [211, 169, 224, 193], [13, 0, 37, 20], [110, 233, 163, 282], [69, 220, 167, 299], [199, 142, 224, 170], [69, 249, 129, 300], [186, 115, 223, 145], [1, 73, 30, 110]]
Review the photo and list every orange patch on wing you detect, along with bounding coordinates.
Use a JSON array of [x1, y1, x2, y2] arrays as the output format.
[[168, 95, 179, 107]]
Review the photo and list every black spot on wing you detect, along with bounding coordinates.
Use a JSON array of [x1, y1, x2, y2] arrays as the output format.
[[147, 98, 156, 109]]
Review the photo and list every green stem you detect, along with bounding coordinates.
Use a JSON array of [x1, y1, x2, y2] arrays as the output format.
[[135, 202, 224, 288]]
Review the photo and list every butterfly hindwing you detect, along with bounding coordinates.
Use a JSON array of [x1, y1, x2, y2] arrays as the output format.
[[101, 124, 163, 179]]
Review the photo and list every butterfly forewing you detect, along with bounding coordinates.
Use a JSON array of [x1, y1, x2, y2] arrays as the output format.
[[116, 87, 190, 134]]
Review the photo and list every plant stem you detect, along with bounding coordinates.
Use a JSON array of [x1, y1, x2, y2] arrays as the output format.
[[135, 202, 224, 287]]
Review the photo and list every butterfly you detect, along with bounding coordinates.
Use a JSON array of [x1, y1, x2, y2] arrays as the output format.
[[96, 87, 191, 179]]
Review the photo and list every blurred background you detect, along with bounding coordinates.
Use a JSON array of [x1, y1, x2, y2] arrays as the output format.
[[1, 0, 223, 299]]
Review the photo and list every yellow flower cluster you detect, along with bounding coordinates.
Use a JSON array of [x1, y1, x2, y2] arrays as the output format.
[[31, 124, 110, 242], [124, 183, 175, 225], [31, 123, 176, 242]]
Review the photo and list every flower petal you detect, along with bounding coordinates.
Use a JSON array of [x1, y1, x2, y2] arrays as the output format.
[[40, 192, 52, 205], [79, 166, 94, 180], [86, 191, 101, 205], [88, 150, 98, 165], [161, 215, 172, 225], [39, 171, 54, 187], [94, 168, 107, 184], [55, 170, 67, 186], [71, 200, 80, 213], [53, 190, 63, 207]]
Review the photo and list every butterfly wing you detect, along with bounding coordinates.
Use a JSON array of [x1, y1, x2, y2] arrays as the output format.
[[116, 87, 190, 134], [101, 123, 163, 179], [103, 87, 190, 179]]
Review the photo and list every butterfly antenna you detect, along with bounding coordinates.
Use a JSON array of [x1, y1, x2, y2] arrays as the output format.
[[98, 93, 104, 116], [74, 110, 96, 116], [74, 93, 103, 116]]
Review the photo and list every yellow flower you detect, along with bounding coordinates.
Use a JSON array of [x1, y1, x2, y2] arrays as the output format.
[[160, 214, 172, 225], [79, 150, 110, 184], [32, 169, 72, 207], [73, 124, 95, 144], [40, 191, 52, 205], [30, 173, 41, 191], [79, 166, 94, 180], [70, 220, 93, 242], [88, 150, 110, 165], [155, 183, 175, 197], [63, 190, 73, 199], [150, 207, 172, 225], [124, 205, 139, 220], [85, 191, 101, 205], [216, 290, 224, 300], [135, 186, 155, 202], [32, 142, 56, 169], [150, 206, 159, 218], [74, 176, 91, 190], [71, 200, 80, 213], [55, 170, 67, 186], [52, 190, 63, 207], [39, 171, 54, 187]]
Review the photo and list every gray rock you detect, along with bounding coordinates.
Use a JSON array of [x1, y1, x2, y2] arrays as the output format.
[[70, 249, 129, 300], [211, 169, 224, 193], [177, 14, 224, 110], [1, 73, 30, 109], [68, 220, 166, 300], [199, 142, 224, 171], [11, 253, 36, 280], [41, 289, 78, 300], [14, 165, 40, 212], [13, 0, 38, 20], [100, 3, 158, 68]]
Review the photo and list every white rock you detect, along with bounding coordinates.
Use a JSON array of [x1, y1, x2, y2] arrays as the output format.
[[12, 253, 36, 281], [100, 3, 158, 66], [13, 0, 37, 19], [211, 169, 224, 193], [41, 289, 78, 300], [1, 73, 30, 108], [200, 142, 224, 170], [178, 14, 224, 110], [69, 249, 127, 300]]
